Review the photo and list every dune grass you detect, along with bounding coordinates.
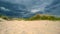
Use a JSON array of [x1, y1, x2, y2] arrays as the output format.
[[22, 14, 60, 21], [0, 14, 60, 21], [0, 14, 13, 20]]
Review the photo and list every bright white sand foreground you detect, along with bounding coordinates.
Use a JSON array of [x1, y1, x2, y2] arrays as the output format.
[[0, 19, 60, 34]]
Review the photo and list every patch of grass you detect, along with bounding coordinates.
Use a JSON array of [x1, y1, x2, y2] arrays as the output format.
[[0, 14, 13, 20], [0, 14, 60, 21], [27, 14, 60, 21]]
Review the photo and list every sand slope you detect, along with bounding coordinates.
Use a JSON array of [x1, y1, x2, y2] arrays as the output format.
[[0, 20, 60, 34]]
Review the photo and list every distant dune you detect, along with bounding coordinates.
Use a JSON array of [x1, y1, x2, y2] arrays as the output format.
[[0, 19, 60, 34]]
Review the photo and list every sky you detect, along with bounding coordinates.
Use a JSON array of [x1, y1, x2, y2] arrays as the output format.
[[0, 0, 60, 17]]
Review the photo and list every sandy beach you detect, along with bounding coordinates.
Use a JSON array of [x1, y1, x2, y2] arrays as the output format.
[[0, 19, 60, 34]]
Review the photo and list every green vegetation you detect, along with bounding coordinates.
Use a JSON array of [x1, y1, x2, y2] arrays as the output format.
[[0, 14, 60, 21], [0, 14, 13, 20], [27, 14, 60, 21]]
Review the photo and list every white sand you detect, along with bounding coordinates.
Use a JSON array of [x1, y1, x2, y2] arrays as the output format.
[[0, 19, 60, 34]]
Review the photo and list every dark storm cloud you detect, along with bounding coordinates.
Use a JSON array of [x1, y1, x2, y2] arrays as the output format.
[[0, 0, 60, 17], [0, 0, 53, 12], [45, 0, 60, 16]]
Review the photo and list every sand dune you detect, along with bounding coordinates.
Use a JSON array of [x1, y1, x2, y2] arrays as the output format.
[[0, 19, 60, 34]]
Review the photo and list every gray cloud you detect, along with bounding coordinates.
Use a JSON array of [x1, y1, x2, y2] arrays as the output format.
[[0, 0, 60, 17], [0, 0, 53, 9], [0, 7, 10, 11]]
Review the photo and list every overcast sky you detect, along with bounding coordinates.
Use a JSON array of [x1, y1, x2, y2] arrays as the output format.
[[0, 0, 60, 17], [0, 0, 54, 13]]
